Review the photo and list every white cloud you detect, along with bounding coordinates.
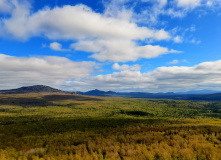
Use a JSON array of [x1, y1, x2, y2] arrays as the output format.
[[0, 0, 13, 14], [0, 54, 96, 90], [133, 0, 169, 26], [0, 1, 177, 62], [176, 0, 201, 8], [1, 3, 170, 41], [168, 59, 187, 65], [206, 0, 221, 7], [206, 1, 212, 6], [0, 0, 31, 38], [131, 0, 220, 28], [163, 8, 187, 18], [68, 60, 221, 92], [112, 63, 141, 71], [103, 0, 133, 21], [168, 59, 179, 65], [130, 0, 201, 27], [72, 39, 179, 62], [170, 26, 199, 44], [49, 42, 68, 51], [190, 39, 201, 44], [205, 0, 221, 11], [174, 35, 182, 43]]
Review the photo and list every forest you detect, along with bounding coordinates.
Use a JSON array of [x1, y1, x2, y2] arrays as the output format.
[[0, 92, 220, 160]]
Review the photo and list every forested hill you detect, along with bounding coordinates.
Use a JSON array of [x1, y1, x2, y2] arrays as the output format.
[[0, 85, 63, 94]]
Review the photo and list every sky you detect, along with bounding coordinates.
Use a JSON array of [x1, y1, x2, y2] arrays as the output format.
[[0, 0, 221, 92]]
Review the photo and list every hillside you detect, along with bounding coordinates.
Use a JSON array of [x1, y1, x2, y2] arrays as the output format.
[[0, 85, 63, 94]]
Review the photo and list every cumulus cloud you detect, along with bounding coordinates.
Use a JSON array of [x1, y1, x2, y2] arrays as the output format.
[[0, 54, 96, 90], [1, 3, 170, 41], [0, 0, 31, 39], [49, 42, 69, 51], [0, 1, 177, 62], [68, 60, 221, 92], [112, 63, 141, 71], [72, 39, 179, 62]]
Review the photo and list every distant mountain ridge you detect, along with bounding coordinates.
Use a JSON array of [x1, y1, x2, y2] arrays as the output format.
[[175, 89, 221, 94], [77, 89, 221, 101], [1, 85, 221, 101], [0, 85, 63, 94], [77, 89, 116, 96]]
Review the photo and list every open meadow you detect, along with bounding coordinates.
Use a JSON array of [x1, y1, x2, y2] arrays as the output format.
[[0, 93, 221, 160]]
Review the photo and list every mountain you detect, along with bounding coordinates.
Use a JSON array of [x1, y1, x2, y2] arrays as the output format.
[[0, 85, 63, 94], [176, 89, 220, 94], [187, 93, 221, 101], [77, 89, 116, 96], [1, 85, 221, 101], [78, 89, 221, 101]]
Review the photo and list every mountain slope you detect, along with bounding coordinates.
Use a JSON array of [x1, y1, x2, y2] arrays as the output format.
[[0, 85, 63, 94]]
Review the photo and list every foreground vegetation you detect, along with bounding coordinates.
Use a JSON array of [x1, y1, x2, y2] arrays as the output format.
[[0, 93, 220, 160]]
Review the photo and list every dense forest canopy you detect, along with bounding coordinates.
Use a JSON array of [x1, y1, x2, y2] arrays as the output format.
[[0, 92, 220, 159]]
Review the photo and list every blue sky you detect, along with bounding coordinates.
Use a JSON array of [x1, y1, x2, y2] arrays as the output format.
[[0, 0, 221, 92]]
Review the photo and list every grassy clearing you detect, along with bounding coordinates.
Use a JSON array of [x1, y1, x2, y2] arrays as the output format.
[[0, 93, 220, 159]]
